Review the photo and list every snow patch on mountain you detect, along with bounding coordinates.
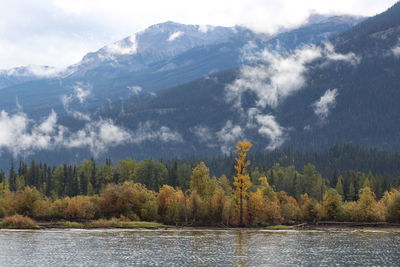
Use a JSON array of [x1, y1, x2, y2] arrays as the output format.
[[105, 34, 138, 55], [0, 65, 64, 78], [168, 31, 184, 41]]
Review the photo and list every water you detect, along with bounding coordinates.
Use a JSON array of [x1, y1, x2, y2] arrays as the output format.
[[0, 228, 399, 266]]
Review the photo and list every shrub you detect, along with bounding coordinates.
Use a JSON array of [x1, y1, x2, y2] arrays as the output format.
[[63, 196, 97, 220], [13, 187, 45, 218], [100, 182, 158, 221], [1, 215, 39, 229]]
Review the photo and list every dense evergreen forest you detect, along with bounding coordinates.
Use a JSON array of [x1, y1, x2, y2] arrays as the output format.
[[1, 142, 400, 226], [1, 143, 399, 199]]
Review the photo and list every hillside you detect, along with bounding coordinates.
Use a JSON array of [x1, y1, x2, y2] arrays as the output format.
[[0, 17, 360, 119], [81, 3, 400, 159]]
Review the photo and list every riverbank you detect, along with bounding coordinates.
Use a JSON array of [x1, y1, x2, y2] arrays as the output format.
[[2, 218, 400, 231]]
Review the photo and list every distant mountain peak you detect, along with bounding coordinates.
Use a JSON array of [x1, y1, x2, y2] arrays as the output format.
[[305, 13, 365, 26], [73, 21, 258, 77]]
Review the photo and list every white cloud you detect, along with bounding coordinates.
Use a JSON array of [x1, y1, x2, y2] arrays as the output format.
[[192, 125, 214, 143], [392, 42, 400, 57], [225, 42, 356, 151], [132, 121, 184, 144], [74, 86, 91, 104], [65, 119, 132, 157], [61, 84, 92, 121], [168, 31, 184, 42], [0, 109, 184, 157], [2, 65, 66, 78], [198, 25, 214, 33], [247, 109, 285, 150], [128, 85, 143, 95], [0, 109, 127, 158], [216, 120, 243, 155], [226, 43, 359, 111], [226, 45, 322, 110], [65, 120, 183, 157], [0, 110, 66, 157], [105, 34, 137, 55], [313, 88, 338, 120], [0, 0, 395, 69], [323, 42, 361, 65]]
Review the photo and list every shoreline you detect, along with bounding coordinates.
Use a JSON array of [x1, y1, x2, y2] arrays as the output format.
[[2, 220, 400, 231]]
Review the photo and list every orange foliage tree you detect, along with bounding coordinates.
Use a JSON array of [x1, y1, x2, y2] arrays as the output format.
[[233, 141, 253, 225]]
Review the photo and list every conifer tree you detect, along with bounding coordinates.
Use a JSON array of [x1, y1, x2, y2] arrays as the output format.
[[336, 177, 344, 197]]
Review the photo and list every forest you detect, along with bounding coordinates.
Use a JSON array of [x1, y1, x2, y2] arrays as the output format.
[[1, 142, 400, 227]]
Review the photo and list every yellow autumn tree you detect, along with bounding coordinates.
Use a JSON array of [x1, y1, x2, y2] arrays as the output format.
[[233, 141, 253, 225], [190, 162, 212, 198]]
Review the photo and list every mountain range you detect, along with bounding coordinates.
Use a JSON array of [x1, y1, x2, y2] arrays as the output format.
[[0, 14, 363, 117], [2, 3, 400, 167]]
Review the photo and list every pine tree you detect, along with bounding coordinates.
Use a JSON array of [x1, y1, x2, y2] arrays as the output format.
[[347, 181, 356, 201], [9, 161, 17, 192], [336, 177, 344, 197]]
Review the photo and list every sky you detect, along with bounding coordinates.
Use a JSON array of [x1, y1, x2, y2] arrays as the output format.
[[0, 0, 398, 69]]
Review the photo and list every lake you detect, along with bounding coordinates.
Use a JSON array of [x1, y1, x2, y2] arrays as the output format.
[[0, 228, 399, 266]]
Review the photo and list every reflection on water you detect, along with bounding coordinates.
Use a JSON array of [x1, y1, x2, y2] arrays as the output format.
[[0, 229, 399, 266]]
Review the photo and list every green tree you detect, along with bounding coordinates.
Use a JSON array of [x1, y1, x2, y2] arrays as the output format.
[[113, 159, 136, 183], [335, 177, 344, 197], [347, 181, 356, 201], [190, 162, 211, 198], [319, 189, 343, 220], [135, 160, 168, 191]]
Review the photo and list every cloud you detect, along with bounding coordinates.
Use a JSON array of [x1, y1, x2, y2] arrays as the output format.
[[0, 109, 184, 158], [74, 86, 91, 104], [216, 120, 243, 155], [0, 109, 127, 158], [227, 46, 322, 110], [64, 119, 132, 157], [128, 85, 143, 95], [0, 110, 66, 157], [168, 31, 184, 42], [392, 42, 400, 57], [247, 109, 285, 150], [191, 125, 215, 145], [2, 65, 66, 78], [313, 88, 338, 120], [61, 84, 92, 121], [64, 120, 183, 157], [224, 42, 357, 151], [323, 42, 361, 65], [198, 25, 214, 33], [132, 121, 184, 144], [105, 35, 137, 55], [226, 43, 359, 111]]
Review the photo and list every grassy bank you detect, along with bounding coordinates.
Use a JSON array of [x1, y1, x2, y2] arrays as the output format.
[[0, 215, 41, 229], [265, 225, 297, 230], [56, 220, 169, 229]]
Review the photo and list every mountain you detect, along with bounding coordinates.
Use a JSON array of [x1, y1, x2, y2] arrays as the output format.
[[0, 13, 372, 168], [0, 16, 361, 118], [0, 65, 64, 89], [68, 2, 400, 160], [68, 21, 259, 80], [265, 14, 365, 51]]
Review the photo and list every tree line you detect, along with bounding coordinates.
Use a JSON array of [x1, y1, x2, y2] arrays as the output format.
[[1, 142, 400, 226]]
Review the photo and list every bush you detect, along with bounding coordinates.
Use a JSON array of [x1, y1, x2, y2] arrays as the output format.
[[63, 196, 97, 220], [13, 187, 45, 218], [1, 215, 39, 229], [100, 182, 158, 221]]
